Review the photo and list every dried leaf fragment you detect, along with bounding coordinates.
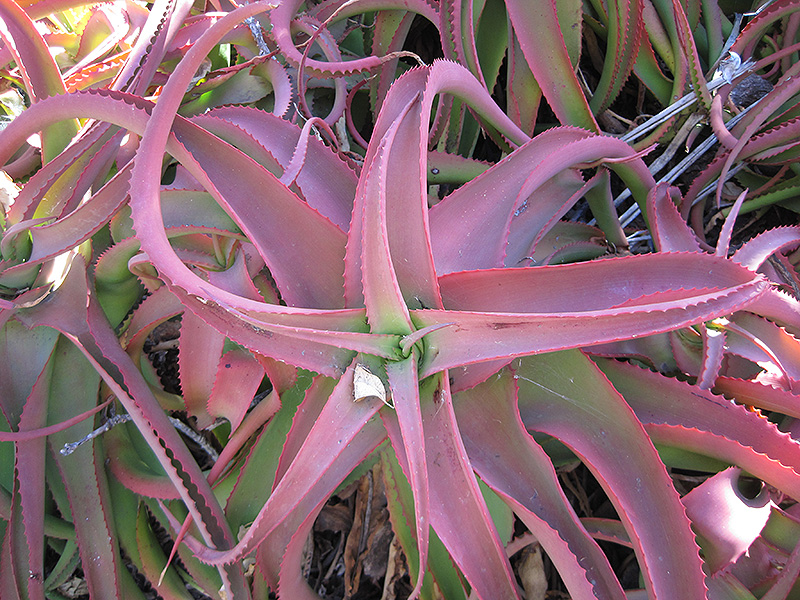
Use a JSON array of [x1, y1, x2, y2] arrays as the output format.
[[518, 543, 547, 600], [354, 363, 392, 407]]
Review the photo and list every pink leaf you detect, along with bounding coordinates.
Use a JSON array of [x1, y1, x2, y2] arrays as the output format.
[[0, 0, 77, 160], [515, 352, 707, 600], [207, 348, 266, 431], [647, 182, 702, 252], [732, 226, 800, 271], [418, 253, 766, 375], [15, 260, 250, 596], [598, 359, 800, 500], [200, 105, 357, 231], [455, 370, 627, 599], [505, 0, 597, 129], [698, 326, 727, 389], [385, 373, 521, 599], [45, 341, 124, 599], [683, 468, 773, 574], [429, 128, 592, 273], [358, 95, 418, 334], [13, 351, 54, 600], [191, 361, 384, 565], [386, 353, 429, 599], [179, 311, 225, 428], [714, 377, 800, 420]]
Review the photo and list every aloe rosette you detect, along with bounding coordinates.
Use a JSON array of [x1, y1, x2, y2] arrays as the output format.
[[117, 4, 793, 598], [1, 0, 800, 599]]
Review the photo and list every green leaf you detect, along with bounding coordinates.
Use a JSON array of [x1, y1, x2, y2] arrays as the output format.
[[46, 337, 123, 599], [223, 371, 313, 533]]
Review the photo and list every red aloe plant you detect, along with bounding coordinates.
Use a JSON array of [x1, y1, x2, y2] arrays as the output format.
[[0, 0, 799, 598]]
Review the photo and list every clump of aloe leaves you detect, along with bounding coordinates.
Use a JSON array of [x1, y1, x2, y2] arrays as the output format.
[[1, 0, 800, 598]]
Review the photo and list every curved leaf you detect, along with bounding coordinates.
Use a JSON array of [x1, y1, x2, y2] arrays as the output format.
[[598, 358, 800, 500], [0, 0, 78, 160], [189, 361, 384, 565], [505, 0, 597, 129], [384, 373, 521, 599], [455, 370, 627, 600], [515, 351, 707, 600], [589, 0, 643, 113], [418, 253, 766, 375]]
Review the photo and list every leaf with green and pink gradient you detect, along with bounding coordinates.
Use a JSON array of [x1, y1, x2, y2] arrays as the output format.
[[384, 373, 522, 599], [455, 369, 628, 599], [183, 362, 385, 565], [505, 0, 597, 129], [14, 260, 251, 597], [8, 345, 53, 600], [415, 252, 766, 375], [598, 358, 800, 499], [206, 347, 266, 431], [0, 0, 78, 161], [515, 351, 708, 600], [589, 0, 643, 113], [3, 0, 800, 595]]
